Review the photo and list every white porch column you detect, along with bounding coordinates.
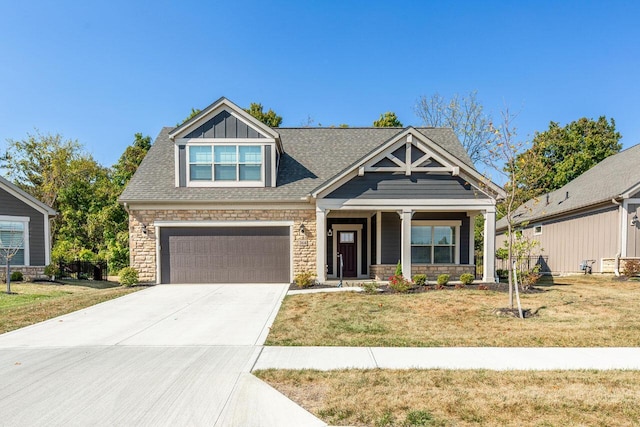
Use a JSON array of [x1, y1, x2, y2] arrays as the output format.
[[401, 209, 412, 280], [483, 208, 496, 283], [316, 208, 327, 283]]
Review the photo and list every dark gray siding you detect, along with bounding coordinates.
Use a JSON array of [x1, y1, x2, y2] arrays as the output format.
[[381, 212, 401, 264], [178, 145, 186, 187], [184, 111, 266, 139], [265, 145, 272, 187], [326, 173, 480, 200], [0, 187, 47, 266]]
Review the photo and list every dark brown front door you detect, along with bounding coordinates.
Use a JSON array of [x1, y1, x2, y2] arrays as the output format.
[[337, 231, 357, 277]]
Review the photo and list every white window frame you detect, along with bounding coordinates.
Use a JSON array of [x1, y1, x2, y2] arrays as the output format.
[[533, 224, 543, 236], [0, 215, 30, 266], [410, 220, 461, 264], [185, 143, 265, 187]]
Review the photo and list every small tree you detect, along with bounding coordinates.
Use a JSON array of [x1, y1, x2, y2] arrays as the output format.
[[0, 224, 25, 294], [485, 109, 543, 318], [373, 112, 403, 127]]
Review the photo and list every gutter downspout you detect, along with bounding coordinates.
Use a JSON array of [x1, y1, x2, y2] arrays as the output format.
[[612, 197, 622, 276]]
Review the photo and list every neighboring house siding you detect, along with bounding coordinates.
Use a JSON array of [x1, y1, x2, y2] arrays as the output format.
[[499, 206, 619, 274], [627, 203, 640, 257], [0, 187, 46, 266], [128, 208, 315, 283], [184, 110, 266, 139], [325, 173, 480, 200]]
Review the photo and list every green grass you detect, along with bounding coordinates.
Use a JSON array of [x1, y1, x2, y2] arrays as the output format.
[[0, 281, 140, 334], [266, 275, 640, 347], [255, 368, 640, 426]]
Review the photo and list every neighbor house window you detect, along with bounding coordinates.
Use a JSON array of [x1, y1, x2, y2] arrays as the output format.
[[411, 222, 459, 264], [0, 219, 27, 265], [533, 224, 542, 235], [188, 145, 262, 183]]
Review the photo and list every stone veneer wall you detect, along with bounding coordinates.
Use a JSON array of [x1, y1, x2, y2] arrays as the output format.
[[0, 266, 45, 281], [129, 208, 316, 283], [370, 264, 476, 281], [601, 257, 640, 274]]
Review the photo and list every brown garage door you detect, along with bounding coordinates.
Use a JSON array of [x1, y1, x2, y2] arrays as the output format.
[[160, 227, 290, 284]]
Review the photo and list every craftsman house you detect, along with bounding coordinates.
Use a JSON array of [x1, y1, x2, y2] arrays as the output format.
[[120, 97, 504, 284], [0, 176, 56, 279]]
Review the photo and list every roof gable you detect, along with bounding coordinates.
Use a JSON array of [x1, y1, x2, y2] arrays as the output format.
[[0, 176, 56, 216], [169, 97, 282, 152], [311, 127, 504, 199]]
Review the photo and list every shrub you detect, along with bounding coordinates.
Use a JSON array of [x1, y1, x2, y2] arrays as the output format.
[[44, 264, 61, 279], [294, 271, 314, 288], [10, 271, 23, 282], [517, 264, 542, 290], [412, 274, 427, 286], [496, 269, 509, 281], [388, 274, 411, 293], [118, 267, 139, 287], [436, 274, 449, 286], [623, 259, 640, 277], [460, 273, 475, 286], [394, 260, 402, 276], [360, 281, 379, 294]]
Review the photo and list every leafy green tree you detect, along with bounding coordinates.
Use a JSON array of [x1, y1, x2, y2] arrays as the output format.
[[373, 112, 403, 127], [514, 117, 621, 199], [414, 91, 494, 164], [244, 102, 283, 127], [112, 133, 152, 187], [177, 108, 201, 126]]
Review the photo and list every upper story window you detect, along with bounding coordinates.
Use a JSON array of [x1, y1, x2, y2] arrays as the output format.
[[188, 145, 263, 185]]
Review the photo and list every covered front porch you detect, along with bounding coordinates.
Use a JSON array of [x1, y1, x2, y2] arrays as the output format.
[[315, 202, 497, 284]]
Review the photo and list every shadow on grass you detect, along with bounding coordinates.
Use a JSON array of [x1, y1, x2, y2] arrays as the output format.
[[56, 278, 121, 290]]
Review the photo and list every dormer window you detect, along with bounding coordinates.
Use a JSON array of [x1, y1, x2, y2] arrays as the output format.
[[187, 144, 263, 186]]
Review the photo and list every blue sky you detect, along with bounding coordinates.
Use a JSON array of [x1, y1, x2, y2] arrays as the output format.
[[1, 1, 639, 168]]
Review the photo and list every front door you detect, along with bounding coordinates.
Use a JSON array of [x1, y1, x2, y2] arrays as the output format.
[[337, 231, 357, 277]]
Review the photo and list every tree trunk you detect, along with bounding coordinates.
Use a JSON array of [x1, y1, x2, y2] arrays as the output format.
[[5, 259, 11, 294]]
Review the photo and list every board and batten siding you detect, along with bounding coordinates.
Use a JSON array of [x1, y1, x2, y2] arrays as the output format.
[[498, 206, 619, 274], [184, 110, 266, 139], [627, 203, 640, 257], [0, 187, 46, 266]]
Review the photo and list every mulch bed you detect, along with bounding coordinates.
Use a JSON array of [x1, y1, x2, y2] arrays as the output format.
[[289, 281, 546, 294]]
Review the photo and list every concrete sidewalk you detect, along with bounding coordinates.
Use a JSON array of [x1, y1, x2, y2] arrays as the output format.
[[253, 346, 640, 371]]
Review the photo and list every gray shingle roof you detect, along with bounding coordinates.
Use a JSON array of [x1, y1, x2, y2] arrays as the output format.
[[119, 127, 475, 203], [497, 143, 640, 230]]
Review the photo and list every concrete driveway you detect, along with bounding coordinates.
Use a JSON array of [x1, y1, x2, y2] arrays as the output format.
[[0, 284, 325, 427]]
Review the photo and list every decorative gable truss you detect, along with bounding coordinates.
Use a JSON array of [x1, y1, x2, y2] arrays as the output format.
[[360, 132, 459, 177]]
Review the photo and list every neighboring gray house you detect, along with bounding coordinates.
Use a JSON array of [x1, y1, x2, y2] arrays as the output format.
[[0, 176, 56, 279], [496, 143, 640, 275], [120, 97, 504, 284]]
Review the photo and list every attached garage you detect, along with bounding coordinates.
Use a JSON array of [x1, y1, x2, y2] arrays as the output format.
[[159, 225, 291, 284]]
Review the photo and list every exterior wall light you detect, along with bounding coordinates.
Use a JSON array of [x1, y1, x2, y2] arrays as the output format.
[[141, 223, 148, 235], [299, 223, 306, 235], [632, 214, 639, 226], [327, 229, 333, 237]]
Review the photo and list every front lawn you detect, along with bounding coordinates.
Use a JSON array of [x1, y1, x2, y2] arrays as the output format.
[[255, 369, 640, 426], [0, 281, 140, 334], [266, 275, 640, 347]]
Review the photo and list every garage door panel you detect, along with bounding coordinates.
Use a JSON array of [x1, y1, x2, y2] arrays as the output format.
[[160, 227, 290, 284]]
